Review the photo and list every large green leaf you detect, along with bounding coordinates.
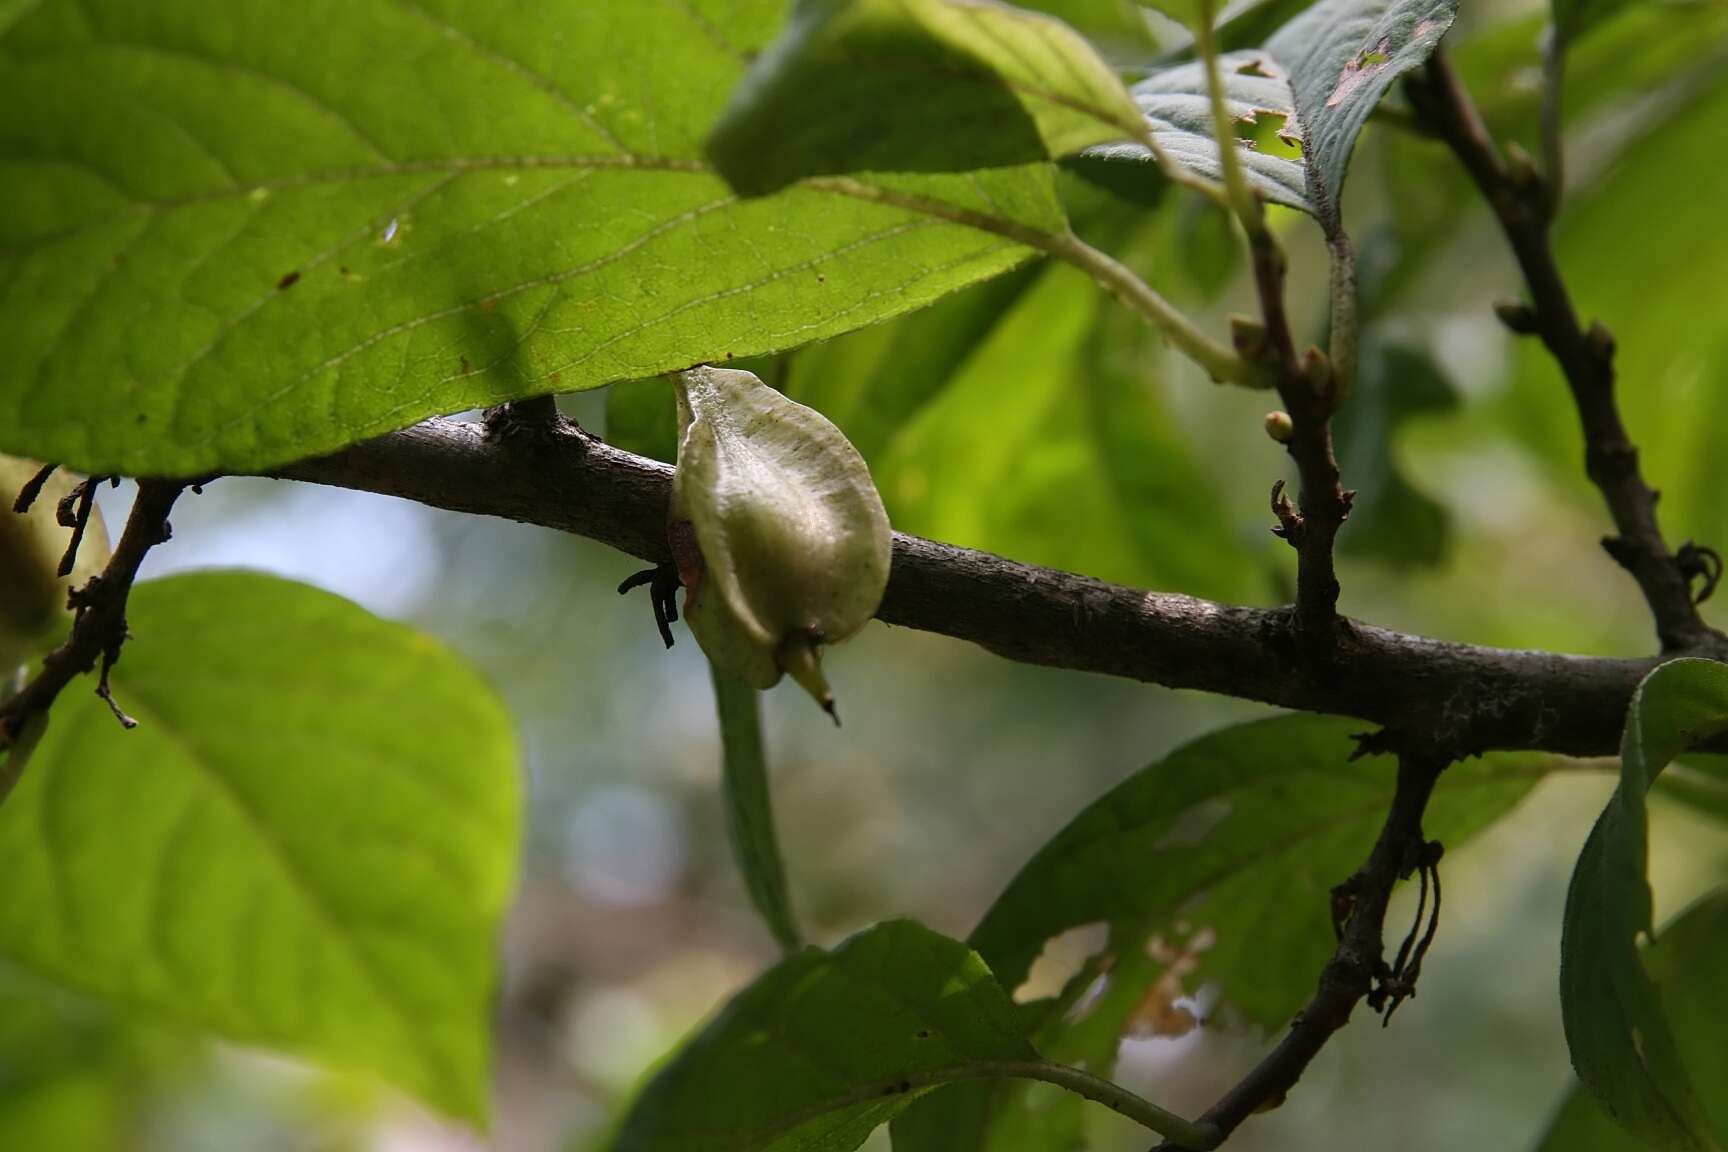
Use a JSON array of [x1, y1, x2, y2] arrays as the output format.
[[0, 571, 521, 1122], [712, 666, 802, 953], [705, 0, 1147, 197], [972, 714, 1544, 1019], [612, 919, 1037, 1152], [1541, 889, 1728, 1151], [868, 261, 1262, 602], [1265, 0, 1455, 233], [1560, 659, 1728, 1152], [897, 714, 1547, 1152], [0, 0, 1063, 478]]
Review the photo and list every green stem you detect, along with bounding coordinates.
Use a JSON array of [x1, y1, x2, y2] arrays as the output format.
[[966, 1061, 1222, 1149], [1194, 2, 1263, 236], [808, 176, 1258, 388], [711, 664, 802, 953], [1042, 229, 1264, 388]]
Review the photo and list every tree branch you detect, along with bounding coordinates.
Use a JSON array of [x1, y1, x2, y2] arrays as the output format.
[[0, 480, 185, 758], [1151, 751, 1448, 1149], [1408, 50, 1722, 653], [269, 416, 1690, 760]]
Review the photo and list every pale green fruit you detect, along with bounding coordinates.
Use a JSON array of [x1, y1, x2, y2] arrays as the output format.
[[0, 458, 109, 677], [670, 366, 892, 718]]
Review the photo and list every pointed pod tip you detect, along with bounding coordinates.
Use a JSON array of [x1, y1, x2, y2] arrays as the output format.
[[778, 633, 841, 725], [822, 696, 841, 728]]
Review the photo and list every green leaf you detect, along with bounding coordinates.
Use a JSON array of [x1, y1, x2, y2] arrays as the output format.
[[0, 0, 1063, 477], [899, 714, 1548, 1152], [869, 261, 1262, 602], [1090, 51, 1310, 213], [1541, 889, 1728, 1151], [0, 572, 521, 1122], [1265, 0, 1457, 234], [1560, 659, 1728, 1152], [1552, 0, 1636, 45], [712, 666, 802, 953], [612, 919, 1037, 1152], [1013, 0, 1156, 52], [705, 0, 1147, 197], [971, 714, 1545, 1022]]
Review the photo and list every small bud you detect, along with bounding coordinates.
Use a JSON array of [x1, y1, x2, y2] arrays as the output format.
[[1264, 410, 1295, 443], [1300, 346, 1332, 395], [669, 367, 891, 718], [1230, 314, 1268, 361], [1505, 142, 1544, 196], [1585, 320, 1617, 363], [1493, 298, 1540, 335]]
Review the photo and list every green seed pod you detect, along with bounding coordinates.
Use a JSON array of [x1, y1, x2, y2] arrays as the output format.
[[0, 458, 109, 675], [669, 366, 891, 719]]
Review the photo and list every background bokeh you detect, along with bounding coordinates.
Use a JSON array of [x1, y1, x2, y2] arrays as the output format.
[[7, 0, 1728, 1148]]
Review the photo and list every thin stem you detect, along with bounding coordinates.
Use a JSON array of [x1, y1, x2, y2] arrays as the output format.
[[974, 1061, 1220, 1149], [762, 1062, 1218, 1150], [1151, 753, 1448, 1149], [0, 480, 185, 768], [807, 176, 1258, 388], [1042, 229, 1262, 387], [1539, 29, 1566, 216], [1194, 2, 1263, 236]]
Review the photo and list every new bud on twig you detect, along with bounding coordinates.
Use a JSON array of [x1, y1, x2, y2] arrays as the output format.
[[1493, 298, 1540, 335], [1264, 411, 1295, 443], [668, 366, 891, 721]]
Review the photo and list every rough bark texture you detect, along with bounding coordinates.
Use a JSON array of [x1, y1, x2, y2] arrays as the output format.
[[270, 416, 1698, 760]]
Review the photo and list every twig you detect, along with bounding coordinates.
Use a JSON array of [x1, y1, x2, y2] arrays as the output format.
[[268, 417, 1709, 759], [0, 481, 185, 763], [1151, 752, 1449, 1149], [1193, 2, 1353, 638], [1248, 230, 1354, 635], [12, 463, 56, 514], [1408, 50, 1720, 653]]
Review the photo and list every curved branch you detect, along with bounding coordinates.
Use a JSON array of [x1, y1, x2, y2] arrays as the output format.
[[1409, 51, 1721, 653], [268, 416, 1709, 759]]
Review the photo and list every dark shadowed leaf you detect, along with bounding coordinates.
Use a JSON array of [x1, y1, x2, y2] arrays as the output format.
[[612, 919, 1036, 1152], [899, 715, 1548, 1152], [712, 667, 802, 953], [1088, 51, 1310, 213], [1265, 0, 1457, 234], [1560, 659, 1728, 1152], [705, 0, 1147, 197], [1334, 340, 1458, 568], [1540, 889, 1728, 1150], [0, 572, 520, 1122], [972, 714, 1546, 1022], [0, 0, 1062, 477]]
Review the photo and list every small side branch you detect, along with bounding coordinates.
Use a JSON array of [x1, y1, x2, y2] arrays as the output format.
[[1152, 751, 1449, 1149], [1244, 228, 1354, 636], [0, 481, 185, 767], [1408, 50, 1721, 654]]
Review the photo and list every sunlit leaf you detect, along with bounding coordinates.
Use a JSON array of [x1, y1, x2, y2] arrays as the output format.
[[1560, 659, 1728, 1152], [1263, 0, 1456, 234], [0, 0, 1061, 477], [706, 0, 1146, 196], [0, 572, 521, 1122]]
